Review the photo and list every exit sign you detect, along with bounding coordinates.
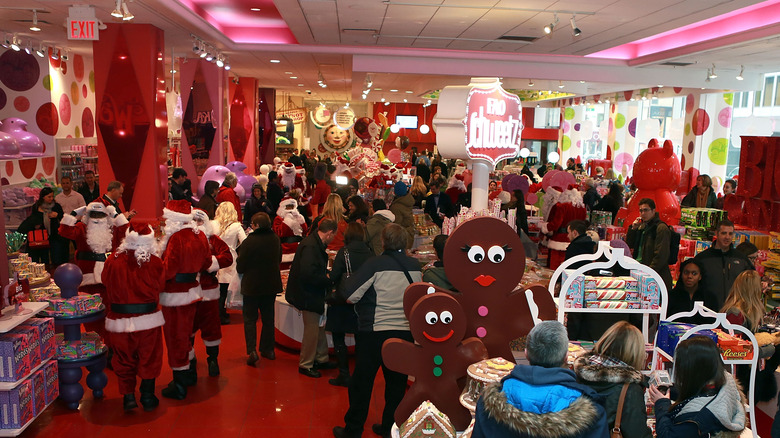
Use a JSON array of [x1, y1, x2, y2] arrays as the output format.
[[68, 19, 99, 40], [67, 6, 100, 40]]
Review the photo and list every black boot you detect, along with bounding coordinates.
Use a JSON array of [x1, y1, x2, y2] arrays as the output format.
[[182, 358, 197, 386], [161, 370, 188, 400], [328, 346, 350, 387], [123, 393, 138, 410], [139, 379, 159, 411], [206, 345, 220, 377]]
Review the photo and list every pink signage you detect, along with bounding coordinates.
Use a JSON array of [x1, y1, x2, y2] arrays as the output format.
[[463, 85, 522, 167]]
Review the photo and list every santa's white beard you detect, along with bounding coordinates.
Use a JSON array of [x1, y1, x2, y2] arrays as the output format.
[[281, 211, 305, 236], [86, 220, 113, 253], [281, 170, 296, 189]]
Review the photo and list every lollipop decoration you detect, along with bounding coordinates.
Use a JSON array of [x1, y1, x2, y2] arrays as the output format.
[[6, 232, 26, 254]]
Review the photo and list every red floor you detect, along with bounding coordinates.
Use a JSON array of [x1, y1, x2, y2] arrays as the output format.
[[21, 312, 384, 438]]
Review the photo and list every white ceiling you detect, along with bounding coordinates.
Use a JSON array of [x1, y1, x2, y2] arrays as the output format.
[[1, 0, 778, 104]]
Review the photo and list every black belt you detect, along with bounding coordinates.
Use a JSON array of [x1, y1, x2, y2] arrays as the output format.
[[77, 252, 108, 262], [175, 273, 197, 283], [110, 303, 157, 314], [202, 272, 217, 280], [556, 227, 568, 234], [280, 236, 303, 244]]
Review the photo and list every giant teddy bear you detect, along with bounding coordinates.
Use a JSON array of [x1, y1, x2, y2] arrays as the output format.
[[624, 139, 682, 226]]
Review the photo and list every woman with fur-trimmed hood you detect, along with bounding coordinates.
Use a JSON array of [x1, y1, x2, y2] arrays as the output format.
[[573, 321, 652, 438], [473, 321, 609, 438]]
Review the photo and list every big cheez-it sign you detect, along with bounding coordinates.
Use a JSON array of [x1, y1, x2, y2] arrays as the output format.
[[433, 78, 522, 169]]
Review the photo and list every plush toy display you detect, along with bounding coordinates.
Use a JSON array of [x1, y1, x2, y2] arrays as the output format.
[[0, 118, 44, 157], [382, 285, 487, 430], [198, 165, 231, 198], [225, 161, 257, 201], [442, 217, 557, 361], [625, 139, 682, 226]]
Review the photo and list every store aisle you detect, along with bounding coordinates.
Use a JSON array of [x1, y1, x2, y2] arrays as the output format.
[[21, 312, 379, 438]]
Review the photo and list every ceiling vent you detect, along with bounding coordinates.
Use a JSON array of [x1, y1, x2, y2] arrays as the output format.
[[659, 61, 694, 67], [498, 35, 538, 43]]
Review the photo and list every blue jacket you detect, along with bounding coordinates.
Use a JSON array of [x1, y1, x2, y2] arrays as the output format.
[[473, 364, 610, 438]]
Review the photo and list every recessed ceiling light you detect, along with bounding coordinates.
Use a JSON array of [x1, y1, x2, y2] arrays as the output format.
[[390, 89, 398, 92], [374, 88, 382, 91], [285, 71, 293, 74], [250, 8, 261, 11], [405, 91, 413, 93], [290, 76, 297, 79], [270, 59, 280, 63]]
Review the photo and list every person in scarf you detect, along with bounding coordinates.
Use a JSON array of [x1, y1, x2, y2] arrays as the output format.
[[19, 187, 64, 264]]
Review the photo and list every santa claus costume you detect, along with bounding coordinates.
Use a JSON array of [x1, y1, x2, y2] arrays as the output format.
[[190, 209, 232, 378], [445, 173, 467, 205], [159, 200, 211, 400], [272, 197, 308, 270], [279, 162, 306, 193], [101, 222, 165, 411], [541, 185, 587, 270], [59, 202, 130, 342]]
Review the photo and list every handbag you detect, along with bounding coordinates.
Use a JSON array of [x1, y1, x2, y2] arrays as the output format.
[[27, 229, 50, 249], [610, 382, 630, 438], [327, 250, 351, 305]]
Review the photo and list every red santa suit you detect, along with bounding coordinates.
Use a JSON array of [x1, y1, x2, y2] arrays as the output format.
[[159, 200, 211, 377], [216, 185, 243, 223], [279, 162, 306, 193], [272, 197, 308, 270], [101, 222, 165, 398], [541, 187, 586, 270], [190, 209, 232, 368], [445, 174, 467, 205]]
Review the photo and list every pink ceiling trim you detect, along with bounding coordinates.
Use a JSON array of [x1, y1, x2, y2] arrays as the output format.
[[588, 0, 780, 59], [176, 0, 297, 45]]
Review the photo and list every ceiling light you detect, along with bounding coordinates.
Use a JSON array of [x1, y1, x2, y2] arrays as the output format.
[[384, 102, 390, 106], [403, 98, 408, 102], [270, 59, 280, 63], [321, 84, 327, 88], [290, 76, 297, 79], [298, 84, 304, 86], [380, 98, 385, 102], [390, 89, 398, 92], [35, 45, 45, 58], [365, 75, 373, 88], [579, 80, 585, 84], [193, 39, 200, 53], [170, 69, 177, 74], [24, 44, 31, 55], [51, 49, 59, 60], [528, 80, 534, 87], [1, 36, 9, 49], [405, 90, 413, 94], [121, 1, 134, 20], [250, 7, 261, 11], [544, 13, 558, 35], [216, 57, 224, 68], [570, 15, 581, 37], [736, 65, 744, 81], [30, 10, 41, 32], [205, 53, 214, 62], [224, 62, 231, 71], [200, 49, 208, 58], [10, 37, 20, 51], [111, 0, 123, 18], [61, 51, 68, 61], [362, 94, 367, 100], [708, 64, 717, 79], [285, 71, 293, 74], [705, 69, 712, 82], [558, 81, 564, 89], [345, 102, 350, 107]]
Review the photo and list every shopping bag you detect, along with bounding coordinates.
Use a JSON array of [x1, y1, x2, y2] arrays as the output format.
[[226, 273, 243, 310], [27, 229, 50, 249]]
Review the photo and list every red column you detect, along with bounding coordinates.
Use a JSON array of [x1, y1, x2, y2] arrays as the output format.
[[228, 78, 258, 173], [92, 24, 167, 220], [258, 88, 276, 165]]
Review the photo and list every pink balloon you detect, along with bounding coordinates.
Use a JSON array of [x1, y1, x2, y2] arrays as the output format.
[[387, 148, 403, 164], [541, 170, 575, 192], [526, 193, 538, 204]]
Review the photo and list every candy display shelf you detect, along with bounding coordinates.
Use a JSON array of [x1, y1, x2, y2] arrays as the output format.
[[0, 358, 51, 391], [0, 399, 55, 437], [0, 303, 49, 333]]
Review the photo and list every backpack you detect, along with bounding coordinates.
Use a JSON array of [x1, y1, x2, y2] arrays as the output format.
[[650, 221, 681, 265]]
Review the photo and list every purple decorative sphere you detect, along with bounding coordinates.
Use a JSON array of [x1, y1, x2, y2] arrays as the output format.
[[53, 263, 83, 299]]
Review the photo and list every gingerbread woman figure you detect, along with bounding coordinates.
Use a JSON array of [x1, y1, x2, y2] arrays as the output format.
[[382, 285, 487, 430], [443, 216, 557, 361]]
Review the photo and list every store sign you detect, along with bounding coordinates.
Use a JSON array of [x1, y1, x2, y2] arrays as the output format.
[[67, 6, 100, 41], [310, 106, 332, 128], [276, 109, 306, 125], [333, 108, 356, 130], [464, 85, 522, 167]]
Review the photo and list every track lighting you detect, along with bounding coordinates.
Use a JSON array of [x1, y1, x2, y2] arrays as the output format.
[[51, 49, 59, 60], [24, 44, 31, 55], [122, 2, 134, 21], [736, 65, 744, 81], [61, 50, 68, 61], [224, 60, 231, 71], [708, 64, 717, 79], [528, 79, 534, 87], [558, 81, 564, 89], [1, 36, 9, 49], [544, 13, 558, 34], [570, 15, 581, 37], [705, 69, 711, 82], [216, 56, 224, 68], [30, 10, 41, 32], [10, 36, 20, 51], [111, 0, 123, 18], [205, 52, 214, 62], [35, 45, 45, 58]]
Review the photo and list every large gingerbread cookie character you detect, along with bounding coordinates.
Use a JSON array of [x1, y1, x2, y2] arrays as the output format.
[[382, 285, 487, 430], [443, 216, 557, 361]]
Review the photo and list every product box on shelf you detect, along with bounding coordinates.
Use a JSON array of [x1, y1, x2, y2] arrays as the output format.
[[8, 326, 40, 370], [631, 270, 660, 309], [584, 290, 640, 301], [713, 329, 754, 361], [55, 332, 105, 360], [657, 321, 718, 357], [30, 370, 45, 416], [584, 300, 642, 309], [18, 318, 55, 361], [42, 361, 58, 404], [583, 276, 638, 292], [0, 378, 33, 429], [0, 333, 31, 382], [562, 270, 584, 307]]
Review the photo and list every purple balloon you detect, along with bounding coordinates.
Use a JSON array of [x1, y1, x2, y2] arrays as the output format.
[[226, 161, 256, 202], [53, 263, 83, 299]]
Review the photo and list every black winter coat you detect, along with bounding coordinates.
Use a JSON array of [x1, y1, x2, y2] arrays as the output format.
[[285, 232, 331, 314], [573, 354, 653, 438], [19, 203, 64, 240], [243, 196, 272, 229], [235, 228, 282, 296], [326, 240, 373, 333]]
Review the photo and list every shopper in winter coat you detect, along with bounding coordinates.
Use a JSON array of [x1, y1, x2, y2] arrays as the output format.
[[196, 181, 220, 219], [215, 172, 243, 223], [332, 224, 422, 438], [667, 259, 718, 324], [236, 212, 282, 365], [681, 174, 717, 208], [473, 321, 609, 438], [389, 181, 415, 249], [422, 234, 453, 290], [625, 198, 673, 292], [213, 202, 246, 324], [242, 183, 272, 229], [574, 321, 653, 438], [694, 219, 752, 310], [365, 199, 395, 256], [649, 336, 746, 438], [326, 222, 373, 387], [594, 182, 624, 224], [19, 187, 65, 264]]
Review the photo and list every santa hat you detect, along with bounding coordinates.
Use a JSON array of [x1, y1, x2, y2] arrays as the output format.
[[121, 222, 156, 264], [164, 199, 194, 223]]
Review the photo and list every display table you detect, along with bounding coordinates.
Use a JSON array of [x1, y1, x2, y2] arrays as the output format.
[[274, 295, 355, 351]]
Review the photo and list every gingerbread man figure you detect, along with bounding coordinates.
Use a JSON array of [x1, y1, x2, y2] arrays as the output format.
[[443, 216, 557, 361], [382, 285, 487, 430]]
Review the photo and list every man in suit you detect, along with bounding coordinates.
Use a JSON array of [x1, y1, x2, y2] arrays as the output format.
[[424, 180, 454, 228]]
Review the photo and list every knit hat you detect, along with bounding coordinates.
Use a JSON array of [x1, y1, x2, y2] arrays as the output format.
[[163, 199, 193, 223], [394, 181, 408, 197]]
